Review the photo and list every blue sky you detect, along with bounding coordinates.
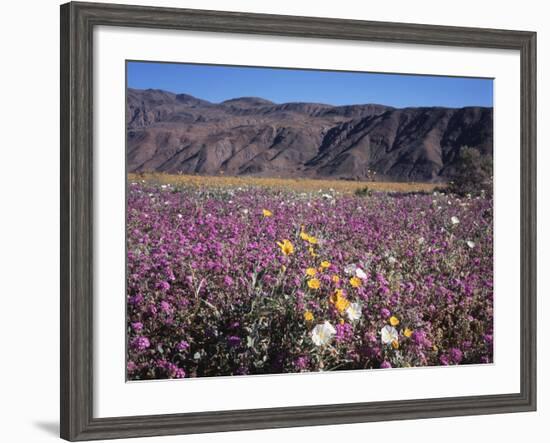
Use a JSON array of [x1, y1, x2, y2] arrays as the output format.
[[127, 61, 493, 108]]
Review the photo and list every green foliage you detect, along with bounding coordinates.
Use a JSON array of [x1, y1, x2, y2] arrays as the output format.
[[354, 169, 377, 197], [448, 146, 493, 197], [354, 185, 372, 197]]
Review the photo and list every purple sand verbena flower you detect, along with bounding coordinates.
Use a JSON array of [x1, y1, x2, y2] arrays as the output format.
[[227, 336, 241, 348], [132, 336, 150, 351]]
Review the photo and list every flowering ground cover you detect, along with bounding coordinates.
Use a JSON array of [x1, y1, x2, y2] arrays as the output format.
[[126, 178, 493, 380]]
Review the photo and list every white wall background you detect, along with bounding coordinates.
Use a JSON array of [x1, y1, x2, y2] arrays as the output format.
[[0, 1, 546, 442]]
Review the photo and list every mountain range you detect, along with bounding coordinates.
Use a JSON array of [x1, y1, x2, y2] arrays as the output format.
[[127, 88, 493, 182]]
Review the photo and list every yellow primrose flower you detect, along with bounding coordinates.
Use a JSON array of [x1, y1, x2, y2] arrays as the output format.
[[320, 260, 331, 269], [330, 288, 344, 302], [334, 297, 349, 314], [281, 265, 287, 273], [389, 316, 400, 327], [307, 235, 319, 245], [349, 276, 362, 288], [262, 209, 273, 217], [300, 231, 310, 241], [277, 239, 294, 256], [306, 267, 317, 277], [304, 311, 314, 322], [308, 246, 318, 257], [404, 328, 413, 338], [331, 275, 340, 283], [307, 278, 321, 290], [330, 289, 350, 313], [335, 296, 350, 313], [391, 339, 400, 350]]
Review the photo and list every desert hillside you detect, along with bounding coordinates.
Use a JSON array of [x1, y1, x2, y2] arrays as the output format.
[[127, 88, 493, 182]]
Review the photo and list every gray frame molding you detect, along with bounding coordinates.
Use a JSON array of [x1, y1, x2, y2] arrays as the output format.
[[60, 2, 536, 441]]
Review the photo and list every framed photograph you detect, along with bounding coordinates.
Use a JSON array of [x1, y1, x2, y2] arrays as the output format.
[[60, 1, 536, 440]]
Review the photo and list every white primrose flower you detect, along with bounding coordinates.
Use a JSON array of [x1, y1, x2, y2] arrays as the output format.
[[451, 216, 460, 225], [344, 264, 357, 276], [380, 325, 399, 345], [466, 240, 475, 249], [311, 321, 336, 346], [355, 267, 368, 280], [246, 336, 255, 348], [346, 302, 363, 322]]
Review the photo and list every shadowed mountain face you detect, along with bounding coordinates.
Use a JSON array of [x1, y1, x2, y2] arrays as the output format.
[[127, 88, 493, 182]]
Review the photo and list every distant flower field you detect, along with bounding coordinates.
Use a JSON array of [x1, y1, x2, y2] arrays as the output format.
[[126, 176, 493, 380]]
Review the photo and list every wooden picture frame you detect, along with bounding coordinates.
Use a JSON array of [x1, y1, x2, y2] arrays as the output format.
[[60, 1, 536, 440]]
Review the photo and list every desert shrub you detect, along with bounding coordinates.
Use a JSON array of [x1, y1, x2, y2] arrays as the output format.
[[354, 186, 371, 197], [448, 146, 493, 197]]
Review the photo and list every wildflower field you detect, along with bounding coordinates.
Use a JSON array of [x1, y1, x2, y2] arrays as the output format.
[[126, 175, 493, 380]]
